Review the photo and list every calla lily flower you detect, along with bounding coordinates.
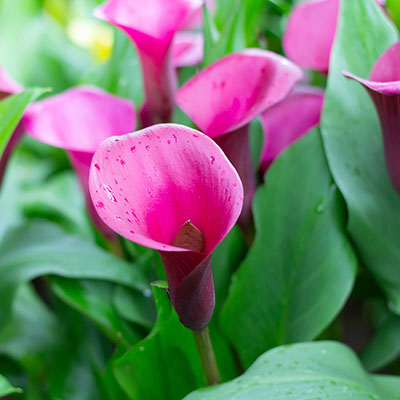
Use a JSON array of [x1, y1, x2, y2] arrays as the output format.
[[176, 49, 302, 228], [23, 86, 136, 237], [95, 0, 204, 127], [89, 123, 243, 330], [343, 41, 400, 193], [283, 0, 339, 73], [0, 67, 23, 184], [173, 32, 204, 68], [260, 87, 324, 173], [283, 0, 386, 74]]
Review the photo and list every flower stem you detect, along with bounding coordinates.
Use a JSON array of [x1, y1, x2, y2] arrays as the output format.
[[192, 326, 221, 386]]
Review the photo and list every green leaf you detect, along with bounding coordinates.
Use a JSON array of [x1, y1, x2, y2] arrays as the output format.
[[0, 220, 149, 328], [320, 0, 400, 311], [202, 0, 246, 67], [21, 171, 93, 238], [51, 278, 142, 347], [0, 374, 22, 397], [221, 130, 357, 368], [361, 313, 400, 371], [184, 341, 400, 400], [113, 286, 156, 330], [0, 284, 59, 374], [386, 0, 400, 30], [0, 88, 47, 157], [113, 284, 204, 400]]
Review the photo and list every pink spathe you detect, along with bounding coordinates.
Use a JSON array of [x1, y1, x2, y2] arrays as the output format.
[[177, 49, 303, 137], [260, 87, 324, 173], [283, 0, 339, 73], [95, 0, 203, 126], [344, 41, 400, 193], [89, 123, 243, 330], [173, 32, 204, 68], [176, 49, 302, 228], [23, 86, 136, 237]]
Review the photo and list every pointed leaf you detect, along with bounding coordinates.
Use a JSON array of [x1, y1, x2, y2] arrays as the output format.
[[320, 0, 400, 311], [184, 341, 400, 400], [0, 88, 47, 157], [0, 374, 22, 397], [221, 130, 357, 367]]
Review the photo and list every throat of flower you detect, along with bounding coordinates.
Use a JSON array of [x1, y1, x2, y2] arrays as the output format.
[[172, 220, 205, 252]]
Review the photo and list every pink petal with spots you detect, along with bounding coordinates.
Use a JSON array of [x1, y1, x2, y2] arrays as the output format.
[[176, 48, 303, 138], [283, 0, 338, 73], [95, 0, 203, 125], [173, 32, 204, 67], [89, 123, 243, 329], [260, 87, 324, 173], [343, 41, 400, 193]]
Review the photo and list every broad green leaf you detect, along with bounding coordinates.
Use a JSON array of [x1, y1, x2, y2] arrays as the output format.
[[361, 313, 400, 371], [212, 225, 246, 314], [113, 286, 156, 330], [51, 278, 142, 347], [320, 0, 400, 311], [0, 88, 47, 157], [0, 284, 59, 375], [0, 374, 22, 397], [21, 171, 93, 238], [0, 220, 149, 328], [221, 130, 357, 367], [184, 341, 400, 400], [114, 284, 205, 400]]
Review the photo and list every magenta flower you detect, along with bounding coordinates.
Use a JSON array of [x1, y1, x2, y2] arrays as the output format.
[[260, 87, 324, 173], [23, 86, 136, 237], [0, 67, 24, 184], [172, 32, 204, 68], [95, 0, 204, 127], [344, 41, 400, 193], [89, 124, 243, 330], [176, 49, 302, 227], [283, 0, 339, 73]]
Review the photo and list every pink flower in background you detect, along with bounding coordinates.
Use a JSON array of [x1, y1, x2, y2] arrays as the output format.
[[89, 124, 243, 330], [23, 86, 136, 237], [344, 41, 400, 193], [260, 87, 324, 173], [0, 67, 24, 184], [283, 0, 338, 73], [176, 49, 302, 228], [95, 0, 204, 127], [173, 32, 204, 68]]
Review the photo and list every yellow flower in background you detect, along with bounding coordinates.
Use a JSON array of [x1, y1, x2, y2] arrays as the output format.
[[67, 19, 113, 63]]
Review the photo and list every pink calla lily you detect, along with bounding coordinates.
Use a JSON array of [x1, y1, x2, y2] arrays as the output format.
[[0, 67, 24, 184], [283, 0, 338, 73], [95, 0, 203, 127], [176, 49, 302, 228], [173, 32, 204, 68], [343, 41, 400, 193], [260, 87, 324, 173], [89, 123, 244, 330], [23, 86, 136, 237]]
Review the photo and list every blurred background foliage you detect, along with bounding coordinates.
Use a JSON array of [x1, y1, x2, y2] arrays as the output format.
[[1, 0, 400, 399]]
